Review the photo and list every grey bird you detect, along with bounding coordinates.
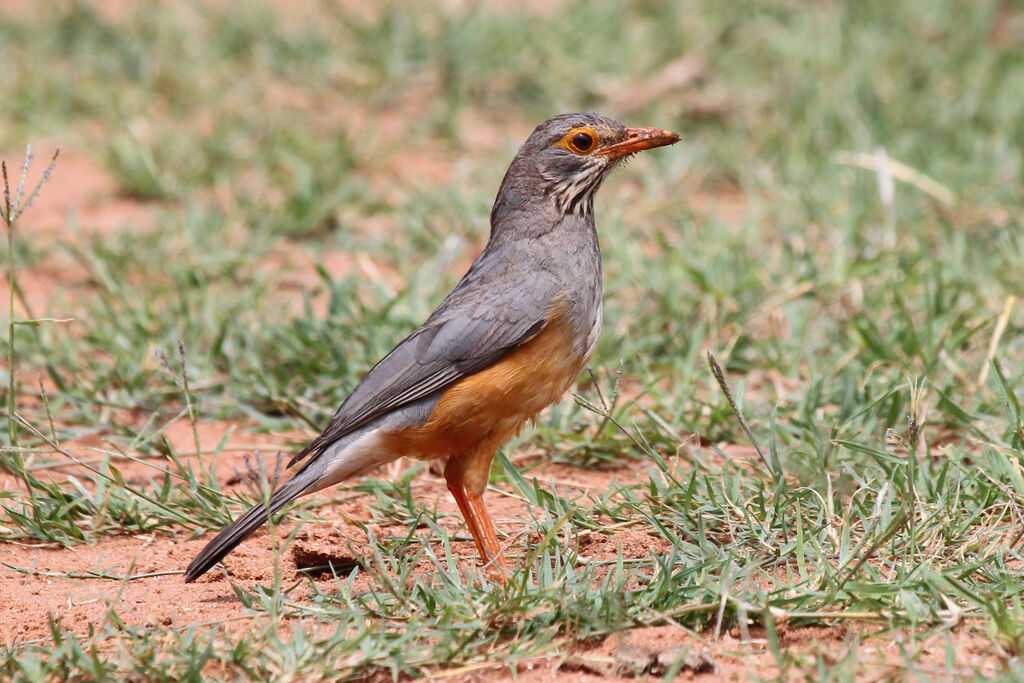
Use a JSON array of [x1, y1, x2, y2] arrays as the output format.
[[184, 112, 679, 582]]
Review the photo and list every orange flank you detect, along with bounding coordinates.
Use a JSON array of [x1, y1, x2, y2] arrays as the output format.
[[377, 302, 586, 567], [379, 301, 585, 464]]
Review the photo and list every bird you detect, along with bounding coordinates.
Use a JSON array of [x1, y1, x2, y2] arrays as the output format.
[[184, 112, 679, 583]]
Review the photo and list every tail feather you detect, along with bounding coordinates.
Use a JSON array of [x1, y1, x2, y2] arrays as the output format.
[[183, 477, 309, 583]]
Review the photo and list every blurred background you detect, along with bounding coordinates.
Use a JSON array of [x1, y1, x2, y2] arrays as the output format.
[[2, 0, 1020, 435]]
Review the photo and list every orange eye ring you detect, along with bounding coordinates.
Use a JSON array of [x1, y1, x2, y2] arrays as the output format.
[[557, 126, 599, 155]]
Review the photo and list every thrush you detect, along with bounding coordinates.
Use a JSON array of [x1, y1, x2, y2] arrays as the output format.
[[184, 112, 679, 582]]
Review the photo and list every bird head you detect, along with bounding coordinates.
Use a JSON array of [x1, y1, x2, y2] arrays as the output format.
[[496, 112, 680, 220]]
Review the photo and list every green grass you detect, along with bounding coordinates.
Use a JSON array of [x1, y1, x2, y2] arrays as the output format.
[[2, 0, 1024, 679]]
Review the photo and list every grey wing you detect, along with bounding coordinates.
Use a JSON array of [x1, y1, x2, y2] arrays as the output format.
[[288, 293, 550, 468]]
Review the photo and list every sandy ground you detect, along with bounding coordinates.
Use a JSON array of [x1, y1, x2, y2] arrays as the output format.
[[0, 468, 1005, 681], [0, 412, 1006, 680]]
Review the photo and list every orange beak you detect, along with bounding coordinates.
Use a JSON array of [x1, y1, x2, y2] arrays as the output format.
[[597, 127, 681, 160]]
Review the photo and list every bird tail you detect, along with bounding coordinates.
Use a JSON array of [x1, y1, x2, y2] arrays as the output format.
[[183, 475, 310, 583]]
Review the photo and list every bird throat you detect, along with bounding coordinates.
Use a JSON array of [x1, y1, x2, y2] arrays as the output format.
[[546, 166, 610, 218]]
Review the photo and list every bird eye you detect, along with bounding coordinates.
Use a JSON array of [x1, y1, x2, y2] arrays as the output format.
[[570, 131, 594, 153], [557, 127, 598, 155]]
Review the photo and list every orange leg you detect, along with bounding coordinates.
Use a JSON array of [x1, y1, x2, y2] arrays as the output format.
[[444, 449, 509, 570]]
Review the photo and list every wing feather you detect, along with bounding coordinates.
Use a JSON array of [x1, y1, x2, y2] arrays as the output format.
[[288, 298, 549, 467]]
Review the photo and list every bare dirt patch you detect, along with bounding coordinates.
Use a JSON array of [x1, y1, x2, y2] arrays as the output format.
[[3, 445, 1006, 680], [1, 147, 153, 237], [0, 147, 156, 324], [0, 456, 639, 642], [414, 620, 1008, 681]]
